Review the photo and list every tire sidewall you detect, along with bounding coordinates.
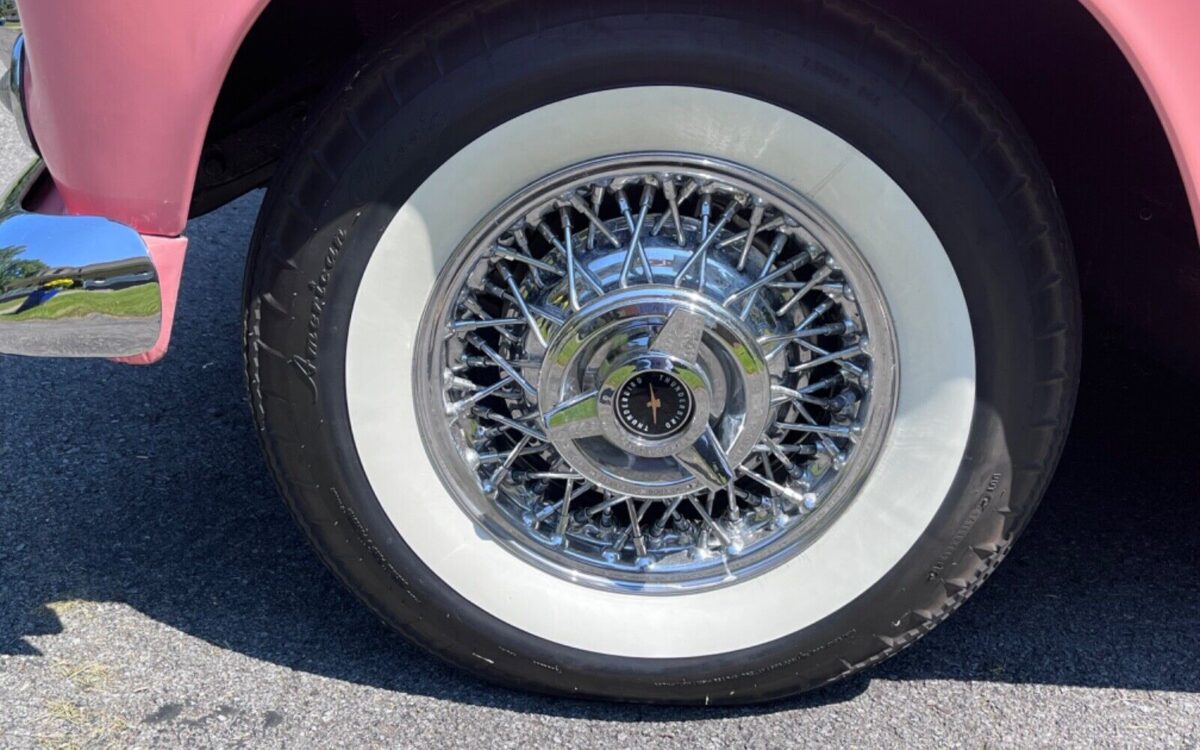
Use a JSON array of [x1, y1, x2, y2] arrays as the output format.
[[247, 5, 1071, 702]]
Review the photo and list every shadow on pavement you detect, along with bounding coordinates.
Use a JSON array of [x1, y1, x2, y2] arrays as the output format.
[[1, 192, 1196, 719]]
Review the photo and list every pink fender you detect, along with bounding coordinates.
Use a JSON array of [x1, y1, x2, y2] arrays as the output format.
[[16, 0, 1200, 248], [1082, 0, 1200, 243], [18, 0, 270, 237], [109, 236, 189, 365]]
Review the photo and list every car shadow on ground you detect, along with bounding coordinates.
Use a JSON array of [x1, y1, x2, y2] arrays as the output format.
[[1, 193, 1196, 719]]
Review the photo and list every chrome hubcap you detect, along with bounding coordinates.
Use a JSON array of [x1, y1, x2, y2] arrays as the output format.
[[415, 153, 897, 592], [539, 285, 772, 499]]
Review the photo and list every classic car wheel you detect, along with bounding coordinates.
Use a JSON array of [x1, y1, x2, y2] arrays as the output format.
[[244, 0, 1079, 703]]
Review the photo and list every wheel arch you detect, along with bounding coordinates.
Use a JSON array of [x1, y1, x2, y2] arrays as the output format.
[[205, 0, 1199, 368], [1080, 0, 1200, 243], [18, 0, 272, 236]]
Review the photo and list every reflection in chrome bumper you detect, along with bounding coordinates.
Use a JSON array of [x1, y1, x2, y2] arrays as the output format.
[[0, 161, 161, 358]]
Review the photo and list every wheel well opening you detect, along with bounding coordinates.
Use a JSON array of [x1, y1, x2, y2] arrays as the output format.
[[190, 0, 439, 216], [197, 0, 1200, 373], [873, 0, 1200, 374]]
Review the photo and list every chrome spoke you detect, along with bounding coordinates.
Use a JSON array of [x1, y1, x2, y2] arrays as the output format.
[[758, 320, 854, 347], [770, 383, 832, 409], [777, 420, 857, 439], [688, 495, 732, 547], [560, 207, 581, 311], [554, 477, 577, 540], [718, 215, 785, 250], [588, 492, 631, 517], [445, 375, 514, 417], [622, 497, 651, 559], [788, 341, 866, 374], [462, 297, 521, 343], [488, 434, 534, 491], [497, 262, 548, 348], [477, 407, 548, 442], [466, 333, 538, 398], [736, 200, 766, 271], [673, 196, 741, 287], [775, 265, 833, 316], [524, 302, 566, 327], [739, 231, 789, 319], [652, 178, 697, 241], [492, 243, 564, 275], [569, 190, 623, 251], [448, 317, 526, 332], [738, 465, 810, 507], [535, 217, 605, 304], [475, 442, 544, 465], [617, 185, 656, 287], [722, 248, 818, 306], [652, 177, 686, 245]]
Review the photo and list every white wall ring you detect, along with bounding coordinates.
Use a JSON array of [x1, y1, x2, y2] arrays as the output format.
[[345, 86, 975, 659]]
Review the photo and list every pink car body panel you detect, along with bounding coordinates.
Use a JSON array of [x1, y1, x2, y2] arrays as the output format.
[[108, 236, 188, 365], [18, 0, 270, 237], [12, 0, 1200, 365], [1081, 0, 1200, 242], [18, 0, 1200, 243]]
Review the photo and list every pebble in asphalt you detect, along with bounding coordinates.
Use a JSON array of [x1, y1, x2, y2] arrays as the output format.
[[0, 98, 1196, 748]]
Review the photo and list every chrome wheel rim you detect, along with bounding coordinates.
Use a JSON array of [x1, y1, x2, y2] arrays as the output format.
[[414, 153, 898, 593]]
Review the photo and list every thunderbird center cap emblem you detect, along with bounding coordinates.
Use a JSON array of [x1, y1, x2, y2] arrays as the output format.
[[537, 287, 771, 495], [615, 370, 693, 439]]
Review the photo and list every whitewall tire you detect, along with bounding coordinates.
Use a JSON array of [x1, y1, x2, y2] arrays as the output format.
[[244, 0, 1079, 703]]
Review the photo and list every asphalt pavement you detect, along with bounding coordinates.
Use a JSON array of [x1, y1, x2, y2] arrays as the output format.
[[0, 95, 1197, 748]]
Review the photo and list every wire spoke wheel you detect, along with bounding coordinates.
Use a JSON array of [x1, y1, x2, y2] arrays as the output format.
[[416, 154, 897, 592]]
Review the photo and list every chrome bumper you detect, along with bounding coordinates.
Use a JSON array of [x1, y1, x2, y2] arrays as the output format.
[[0, 161, 162, 358]]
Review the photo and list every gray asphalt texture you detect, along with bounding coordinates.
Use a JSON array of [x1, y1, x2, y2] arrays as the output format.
[[0, 318, 159, 359], [0, 77, 1197, 749]]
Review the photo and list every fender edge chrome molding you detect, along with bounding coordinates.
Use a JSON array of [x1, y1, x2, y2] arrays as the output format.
[[2, 35, 38, 154]]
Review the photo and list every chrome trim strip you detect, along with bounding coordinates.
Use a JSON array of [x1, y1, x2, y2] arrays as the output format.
[[0, 161, 162, 358], [5, 35, 38, 154]]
